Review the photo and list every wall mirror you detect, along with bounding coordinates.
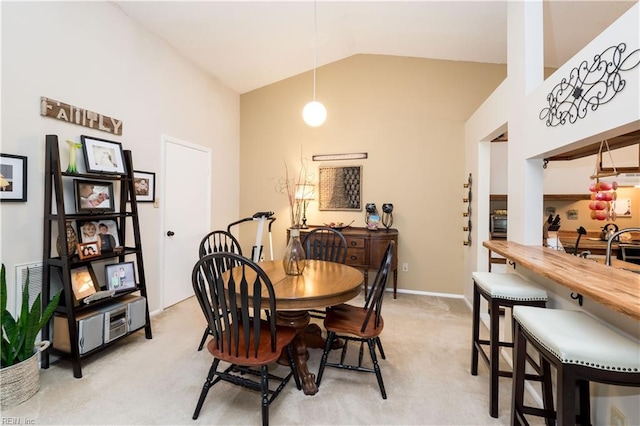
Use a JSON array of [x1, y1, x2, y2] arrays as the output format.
[[318, 165, 362, 211]]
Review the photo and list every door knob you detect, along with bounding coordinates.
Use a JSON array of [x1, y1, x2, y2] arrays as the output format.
[[166, 231, 175, 237]]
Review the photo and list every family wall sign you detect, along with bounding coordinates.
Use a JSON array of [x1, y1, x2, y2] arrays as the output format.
[[40, 96, 123, 135]]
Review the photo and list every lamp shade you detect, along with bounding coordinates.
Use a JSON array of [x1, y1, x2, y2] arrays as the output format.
[[303, 101, 326, 127], [295, 184, 315, 200]]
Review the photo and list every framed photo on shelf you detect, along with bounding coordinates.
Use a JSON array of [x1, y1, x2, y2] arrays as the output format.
[[74, 179, 115, 214], [0, 153, 27, 202], [77, 241, 101, 260], [133, 170, 155, 202], [70, 264, 100, 301], [80, 135, 126, 175], [77, 219, 120, 252], [105, 261, 136, 292]]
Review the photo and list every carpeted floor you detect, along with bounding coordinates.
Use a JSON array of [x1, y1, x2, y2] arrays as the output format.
[[2, 292, 545, 425]]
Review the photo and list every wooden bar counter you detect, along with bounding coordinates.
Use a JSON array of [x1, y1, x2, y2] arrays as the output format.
[[483, 240, 640, 321]]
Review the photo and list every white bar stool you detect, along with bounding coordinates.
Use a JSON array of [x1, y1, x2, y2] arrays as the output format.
[[471, 271, 550, 418], [512, 306, 640, 425]]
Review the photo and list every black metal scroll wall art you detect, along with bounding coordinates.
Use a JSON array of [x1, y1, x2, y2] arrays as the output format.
[[539, 43, 640, 127]]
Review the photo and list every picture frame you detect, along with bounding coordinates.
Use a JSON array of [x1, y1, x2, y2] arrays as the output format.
[[105, 261, 136, 292], [614, 198, 632, 218], [77, 241, 101, 260], [70, 265, 100, 302], [0, 153, 27, 202], [77, 219, 121, 252], [74, 179, 115, 214], [133, 170, 155, 202], [318, 165, 362, 211], [80, 135, 126, 175]]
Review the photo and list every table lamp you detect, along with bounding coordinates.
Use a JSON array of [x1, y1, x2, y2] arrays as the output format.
[[295, 184, 315, 229]]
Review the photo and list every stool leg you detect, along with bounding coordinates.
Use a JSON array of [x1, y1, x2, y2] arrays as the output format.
[[511, 321, 527, 426], [489, 297, 500, 418], [541, 356, 554, 426], [557, 365, 577, 426], [471, 282, 480, 376], [577, 379, 590, 425]]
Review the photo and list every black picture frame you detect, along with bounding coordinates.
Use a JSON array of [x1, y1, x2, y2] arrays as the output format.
[[0, 153, 27, 202], [76, 219, 121, 252], [133, 170, 155, 202], [80, 135, 126, 175], [70, 264, 100, 302], [105, 261, 136, 292], [74, 179, 115, 214]]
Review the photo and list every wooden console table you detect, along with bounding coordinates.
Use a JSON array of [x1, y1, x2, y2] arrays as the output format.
[[298, 226, 399, 298], [483, 240, 640, 321]]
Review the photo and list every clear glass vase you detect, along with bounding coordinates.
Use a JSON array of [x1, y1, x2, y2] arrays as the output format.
[[283, 228, 306, 275]]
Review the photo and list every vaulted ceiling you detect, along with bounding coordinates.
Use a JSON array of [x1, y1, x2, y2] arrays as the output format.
[[113, 1, 636, 94]]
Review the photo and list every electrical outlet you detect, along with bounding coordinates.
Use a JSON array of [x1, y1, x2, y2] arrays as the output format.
[[611, 405, 627, 426], [402, 263, 409, 272]]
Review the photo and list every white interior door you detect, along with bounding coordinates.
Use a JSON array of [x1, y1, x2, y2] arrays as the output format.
[[162, 136, 211, 308]]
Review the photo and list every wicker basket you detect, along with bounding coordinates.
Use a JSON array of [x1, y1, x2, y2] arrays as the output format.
[[0, 341, 49, 408]]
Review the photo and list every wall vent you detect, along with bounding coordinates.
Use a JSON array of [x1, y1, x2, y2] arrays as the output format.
[[15, 262, 44, 342]]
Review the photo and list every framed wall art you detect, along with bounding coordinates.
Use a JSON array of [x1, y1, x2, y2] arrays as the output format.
[[80, 135, 126, 175], [0, 153, 27, 202], [74, 179, 115, 214], [318, 165, 362, 211], [133, 170, 155, 202]]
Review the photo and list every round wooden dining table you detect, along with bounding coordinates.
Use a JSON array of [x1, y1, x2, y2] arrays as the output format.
[[255, 259, 364, 395]]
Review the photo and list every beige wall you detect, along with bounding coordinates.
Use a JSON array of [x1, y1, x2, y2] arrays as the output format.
[[240, 54, 505, 294]]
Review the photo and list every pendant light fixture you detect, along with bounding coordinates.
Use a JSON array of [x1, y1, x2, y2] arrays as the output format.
[[303, 0, 326, 127]]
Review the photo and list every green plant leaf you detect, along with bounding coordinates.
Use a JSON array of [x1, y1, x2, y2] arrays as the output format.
[[1, 264, 61, 367]]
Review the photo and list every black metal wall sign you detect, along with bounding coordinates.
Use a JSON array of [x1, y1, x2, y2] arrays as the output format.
[[539, 43, 640, 127], [40, 97, 123, 135]]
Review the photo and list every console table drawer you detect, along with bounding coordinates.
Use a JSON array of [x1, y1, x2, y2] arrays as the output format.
[[346, 248, 366, 265], [346, 237, 366, 249]]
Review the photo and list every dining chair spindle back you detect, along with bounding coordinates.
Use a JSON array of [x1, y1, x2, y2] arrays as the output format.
[[196, 230, 244, 350], [302, 227, 348, 320], [191, 252, 301, 426]]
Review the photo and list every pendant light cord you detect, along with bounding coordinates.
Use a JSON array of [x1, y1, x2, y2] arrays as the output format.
[[313, 0, 318, 102]]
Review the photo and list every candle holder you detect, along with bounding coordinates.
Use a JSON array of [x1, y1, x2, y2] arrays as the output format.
[[382, 203, 394, 229]]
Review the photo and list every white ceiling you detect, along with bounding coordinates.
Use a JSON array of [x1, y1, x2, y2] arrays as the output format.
[[112, 1, 636, 94]]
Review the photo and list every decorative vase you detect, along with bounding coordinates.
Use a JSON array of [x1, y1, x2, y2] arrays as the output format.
[[56, 221, 78, 257], [65, 140, 82, 173], [283, 228, 306, 275]]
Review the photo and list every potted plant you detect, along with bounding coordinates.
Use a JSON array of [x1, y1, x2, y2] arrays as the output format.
[[1, 264, 61, 407]]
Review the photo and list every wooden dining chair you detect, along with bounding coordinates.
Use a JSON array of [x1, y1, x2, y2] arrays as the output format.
[[191, 252, 301, 426], [196, 230, 244, 350], [302, 227, 348, 319], [199, 229, 243, 259], [315, 241, 394, 399]]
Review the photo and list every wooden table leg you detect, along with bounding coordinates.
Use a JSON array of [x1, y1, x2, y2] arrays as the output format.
[[276, 310, 318, 395]]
